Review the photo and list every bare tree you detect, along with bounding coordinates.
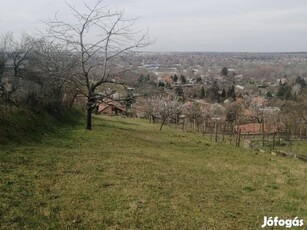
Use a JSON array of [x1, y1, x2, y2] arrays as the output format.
[[225, 101, 244, 127], [0, 37, 6, 102], [6, 34, 32, 80], [185, 101, 204, 131], [159, 100, 182, 131], [0, 33, 33, 106], [150, 94, 182, 131], [29, 38, 81, 111], [210, 103, 226, 142], [143, 96, 159, 123], [44, 0, 149, 129], [281, 98, 307, 139]]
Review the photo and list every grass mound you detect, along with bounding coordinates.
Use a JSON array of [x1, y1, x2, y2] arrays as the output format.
[[0, 115, 306, 229], [0, 109, 81, 144]]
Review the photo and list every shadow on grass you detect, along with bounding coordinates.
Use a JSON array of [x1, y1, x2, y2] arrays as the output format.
[[92, 116, 143, 132]]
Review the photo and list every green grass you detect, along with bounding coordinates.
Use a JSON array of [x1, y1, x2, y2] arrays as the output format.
[[1, 115, 307, 229], [0, 109, 80, 145], [250, 138, 307, 157]]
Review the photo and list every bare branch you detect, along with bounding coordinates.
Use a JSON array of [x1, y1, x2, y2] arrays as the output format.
[[41, 0, 150, 129]]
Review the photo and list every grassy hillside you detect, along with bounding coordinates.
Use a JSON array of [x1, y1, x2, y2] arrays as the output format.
[[0, 115, 306, 229], [0, 110, 80, 145]]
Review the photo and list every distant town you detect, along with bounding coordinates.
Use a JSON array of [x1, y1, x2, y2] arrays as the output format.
[[87, 51, 307, 140]]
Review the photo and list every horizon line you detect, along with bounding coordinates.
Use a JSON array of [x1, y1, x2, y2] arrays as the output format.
[[137, 50, 307, 54]]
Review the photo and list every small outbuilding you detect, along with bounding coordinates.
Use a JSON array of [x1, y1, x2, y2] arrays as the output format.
[[97, 99, 126, 115]]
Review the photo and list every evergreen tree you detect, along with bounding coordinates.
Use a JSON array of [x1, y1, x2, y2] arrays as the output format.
[[138, 74, 145, 83], [221, 67, 228, 77], [277, 85, 291, 100], [207, 80, 219, 101], [227, 85, 236, 101], [180, 74, 186, 84], [200, 86, 205, 99], [176, 86, 184, 97], [196, 76, 202, 83], [295, 76, 306, 88], [173, 74, 178, 82], [266, 91, 273, 99], [138, 74, 150, 85]]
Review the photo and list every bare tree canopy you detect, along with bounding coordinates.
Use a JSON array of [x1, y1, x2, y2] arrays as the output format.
[[0, 33, 34, 106], [43, 0, 150, 130]]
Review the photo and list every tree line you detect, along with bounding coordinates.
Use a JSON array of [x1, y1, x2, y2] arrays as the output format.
[[0, 0, 149, 130]]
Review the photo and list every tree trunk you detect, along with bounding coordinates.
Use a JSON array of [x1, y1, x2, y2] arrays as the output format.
[[272, 132, 276, 150], [159, 117, 167, 131], [85, 87, 96, 130], [299, 127, 302, 139], [262, 119, 265, 146], [214, 122, 218, 142], [210, 123, 213, 140], [85, 106, 92, 130], [236, 128, 241, 147], [222, 123, 225, 142]]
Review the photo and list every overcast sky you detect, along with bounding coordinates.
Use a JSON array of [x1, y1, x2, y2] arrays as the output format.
[[1, 0, 307, 52]]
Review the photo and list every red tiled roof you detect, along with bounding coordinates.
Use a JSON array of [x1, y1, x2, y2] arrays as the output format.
[[98, 103, 110, 113], [235, 123, 286, 135], [243, 109, 257, 117], [98, 100, 126, 113]]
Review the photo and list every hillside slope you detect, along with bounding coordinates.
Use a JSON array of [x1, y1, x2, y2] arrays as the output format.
[[0, 115, 306, 229], [0, 110, 80, 144]]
